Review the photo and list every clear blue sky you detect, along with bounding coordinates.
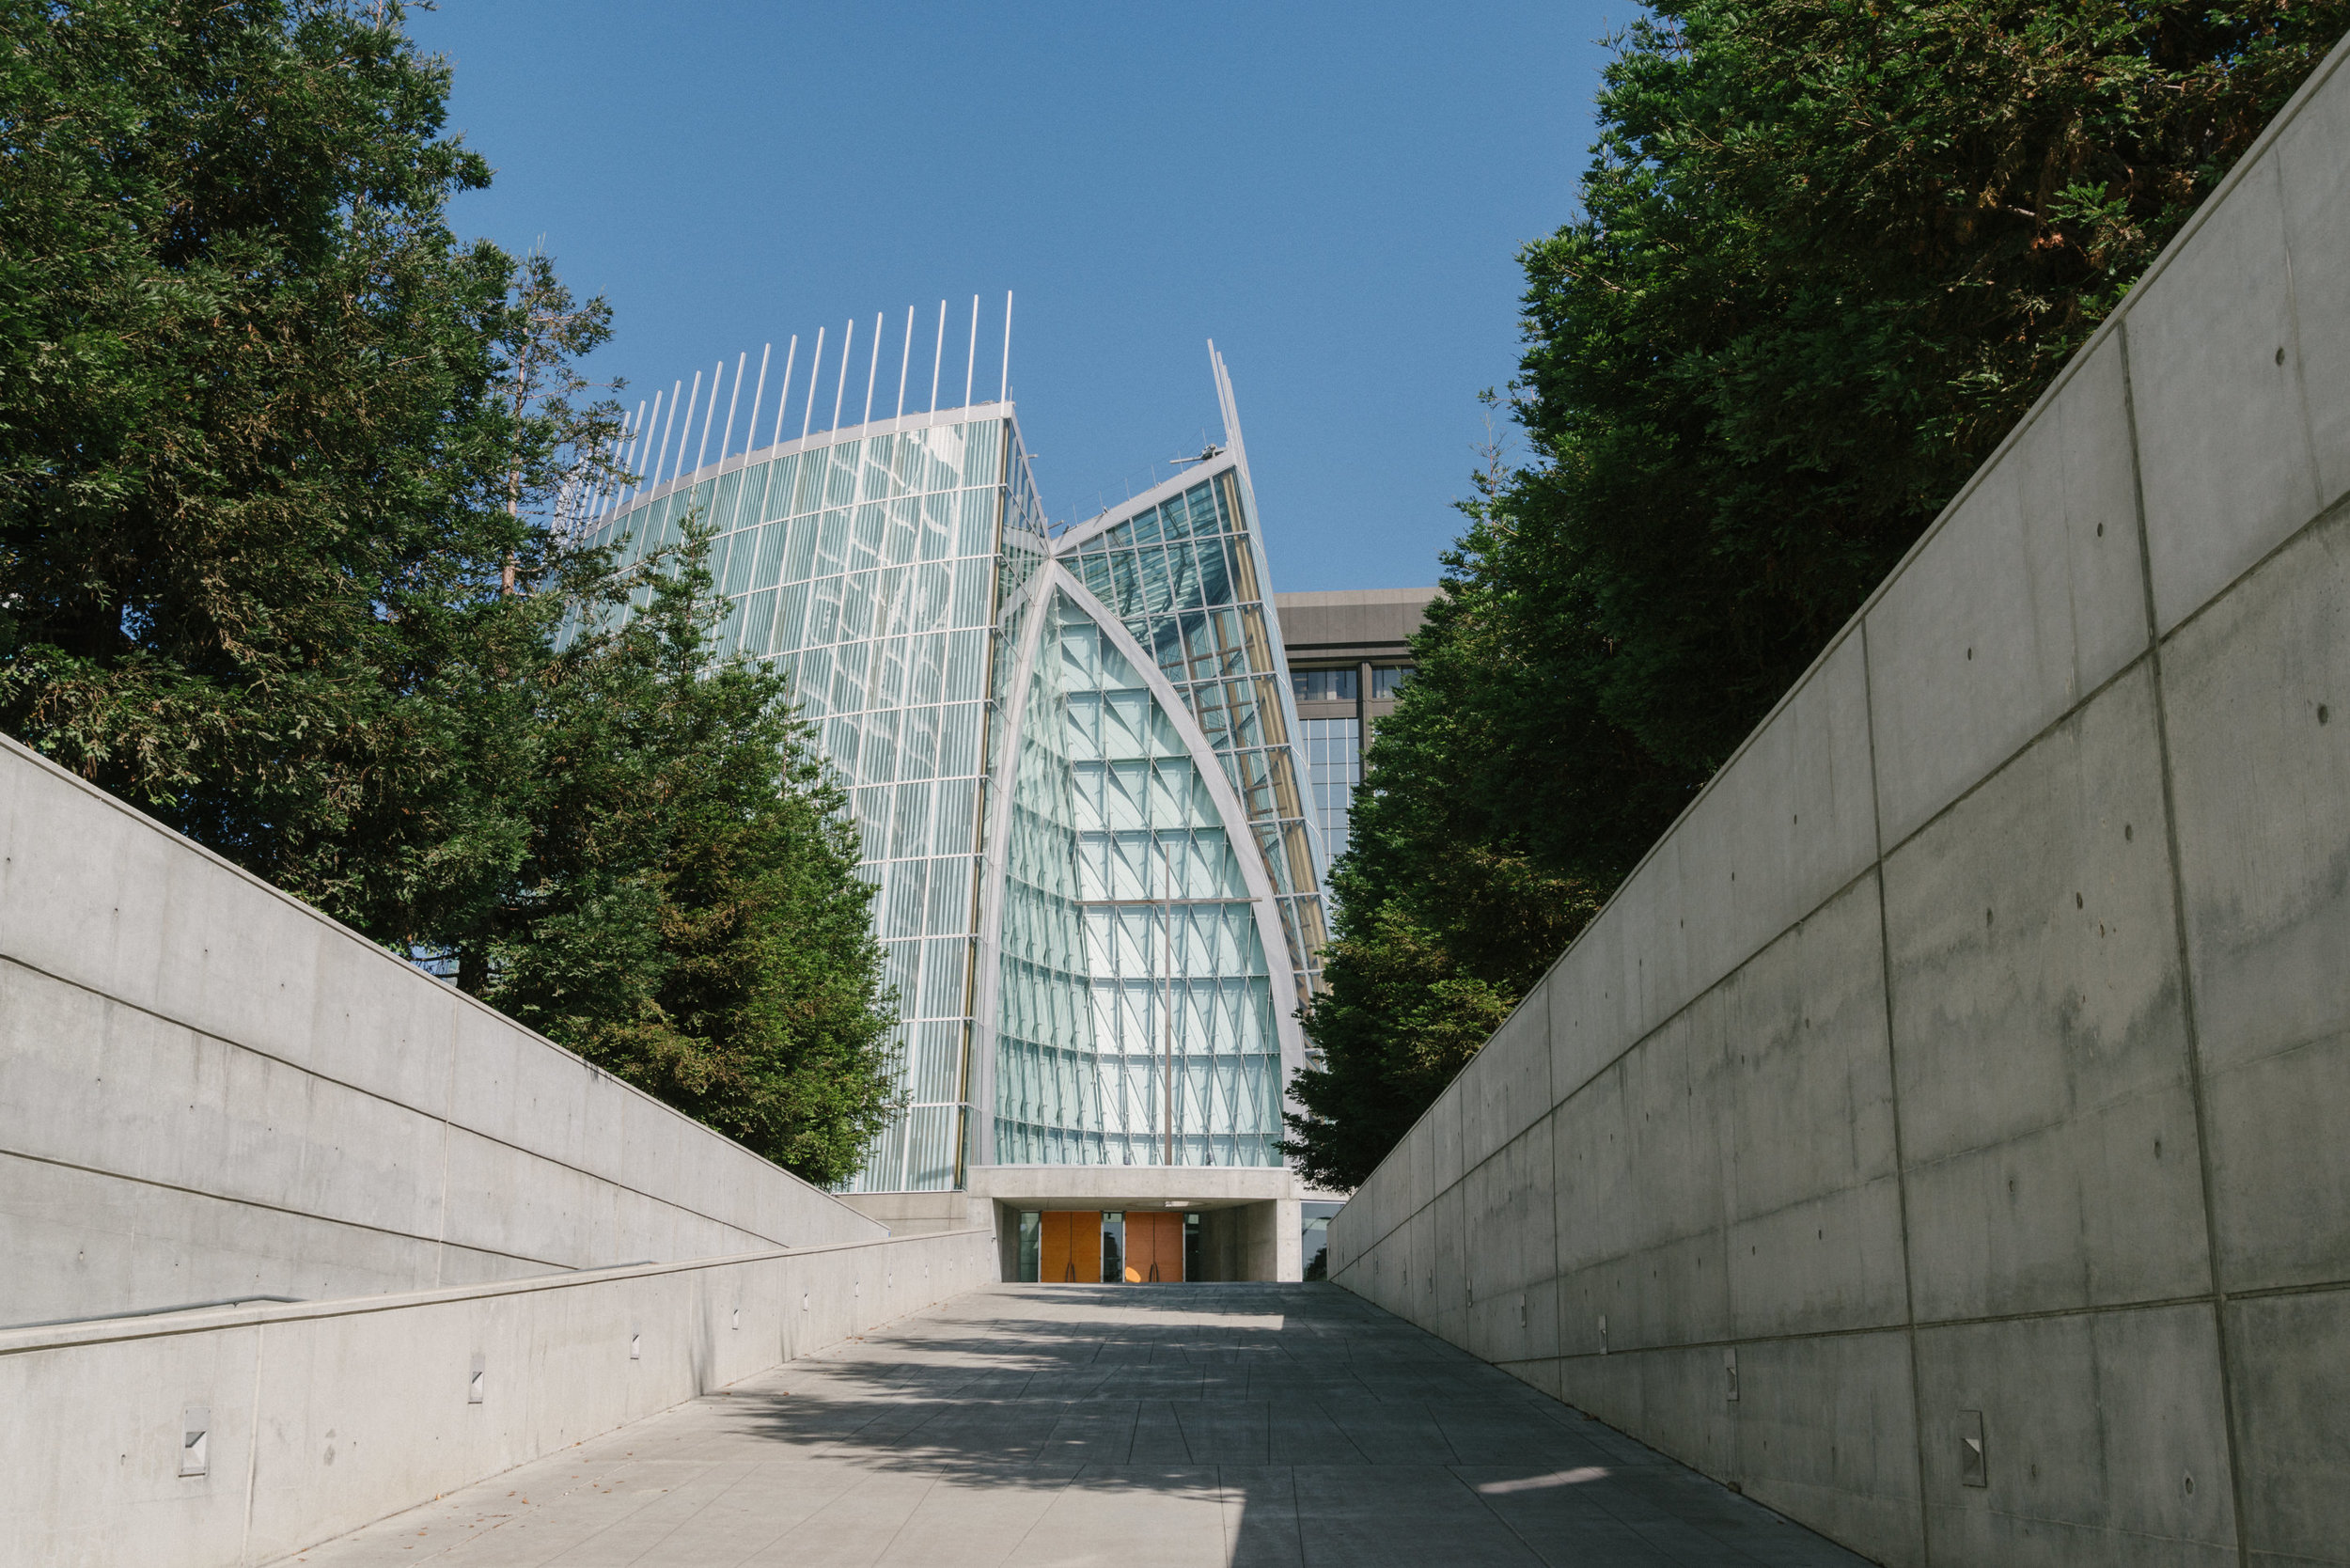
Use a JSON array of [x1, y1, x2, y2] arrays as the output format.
[[407, 3, 1621, 592]]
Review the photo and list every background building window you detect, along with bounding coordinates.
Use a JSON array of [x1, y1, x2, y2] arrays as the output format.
[[1371, 666, 1409, 698], [1303, 717, 1361, 864], [1292, 666, 1358, 702]]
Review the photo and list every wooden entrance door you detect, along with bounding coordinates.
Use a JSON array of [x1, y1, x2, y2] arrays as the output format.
[[1039, 1211, 1102, 1283], [1124, 1212, 1183, 1282]]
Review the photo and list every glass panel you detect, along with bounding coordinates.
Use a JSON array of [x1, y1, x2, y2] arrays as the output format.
[[709, 470, 744, 532]]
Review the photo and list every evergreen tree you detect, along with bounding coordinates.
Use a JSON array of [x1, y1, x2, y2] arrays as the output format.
[[1287, 0, 2350, 1190], [473, 525, 901, 1185], [0, 0, 524, 913]]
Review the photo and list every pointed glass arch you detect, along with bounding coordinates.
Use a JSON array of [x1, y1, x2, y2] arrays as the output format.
[[990, 588, 1285, 1167]]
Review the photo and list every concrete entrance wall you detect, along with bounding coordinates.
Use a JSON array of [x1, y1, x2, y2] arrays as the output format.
[[0, 735, 888, 1332], [1330, 32, 2350, 1568], [1195, 1200, 1286, 1282]]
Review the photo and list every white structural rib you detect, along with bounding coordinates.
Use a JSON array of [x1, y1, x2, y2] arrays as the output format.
[[965, 549, 1060, 1170]]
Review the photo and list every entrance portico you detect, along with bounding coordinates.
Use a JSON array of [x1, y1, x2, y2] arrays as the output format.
[[973, 1162, 1336, 1284], [842, 1165, 1339, 1283]]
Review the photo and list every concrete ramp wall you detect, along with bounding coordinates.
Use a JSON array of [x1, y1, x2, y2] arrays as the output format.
[[1, 1227, 996, 1566], [1330, 32, 2350, 1568], [0, 733, 887, 1332], [0, 712, 1008, 1566]]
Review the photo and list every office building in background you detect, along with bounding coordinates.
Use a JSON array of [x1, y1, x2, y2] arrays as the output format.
[[1275, 588, 1437, 866]]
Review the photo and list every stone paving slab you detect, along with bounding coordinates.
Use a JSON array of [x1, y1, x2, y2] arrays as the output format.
[[285, 1283, 1872, 1567]]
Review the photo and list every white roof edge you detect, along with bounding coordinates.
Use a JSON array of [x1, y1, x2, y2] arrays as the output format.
[[603, 400, 1019, 522]]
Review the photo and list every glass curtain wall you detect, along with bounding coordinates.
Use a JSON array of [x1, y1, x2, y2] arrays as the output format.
[[1048, 591, 1283, 1167], [1058, 467, 1330, 1001], [577, 413, 1035, 1193], [992, 588, 1102, 1165]]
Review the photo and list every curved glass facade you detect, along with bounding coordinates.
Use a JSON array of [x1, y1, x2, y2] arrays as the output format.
[[578, 351, 1324, 1192]]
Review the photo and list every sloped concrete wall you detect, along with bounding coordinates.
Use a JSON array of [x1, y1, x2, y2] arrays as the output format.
[[1330, 30, 2350, 1568], [0, 1227, 996, 1568], [0, 734, 887, 1330]]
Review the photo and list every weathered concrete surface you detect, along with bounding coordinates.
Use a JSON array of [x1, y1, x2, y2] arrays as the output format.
[[290, 1283, 1871, 1568], [1330, 27, 2350, 1568], [0, 1228, 997, 1568], [0, 733, 886, 1330]]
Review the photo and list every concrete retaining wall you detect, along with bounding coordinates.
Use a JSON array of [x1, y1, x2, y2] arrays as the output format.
[[0, 734, 888, 1331], [1330, 30, 2350, 1568], [0, 1226, 997, 1567]]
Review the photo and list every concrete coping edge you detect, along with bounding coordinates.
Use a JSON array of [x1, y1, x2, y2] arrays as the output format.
[[0, 1226, 994, 1358]]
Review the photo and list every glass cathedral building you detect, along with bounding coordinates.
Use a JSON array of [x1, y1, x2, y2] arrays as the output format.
[[573, 340, 1331, 1233]]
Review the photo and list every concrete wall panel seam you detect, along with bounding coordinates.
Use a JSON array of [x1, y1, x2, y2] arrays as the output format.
[[1857, 619, 1933, 1566], [0, 1148, 578, 1282], [2117, 315, 2259, 1567], [0, 1230, 992, 1359]]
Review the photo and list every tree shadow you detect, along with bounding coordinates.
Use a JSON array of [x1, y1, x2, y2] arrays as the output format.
[[619, 1282, 1869, 1565]]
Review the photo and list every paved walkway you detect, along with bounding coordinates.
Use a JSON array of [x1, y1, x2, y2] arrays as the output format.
[[295, 1283, 1869, 1567]]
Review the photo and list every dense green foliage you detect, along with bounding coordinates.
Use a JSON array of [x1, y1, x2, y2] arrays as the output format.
[[1285, 0, 2350, 1189], [0, 0, 525, 916], [474, 529, 901, 1184], [0, 0, 896, 1182]]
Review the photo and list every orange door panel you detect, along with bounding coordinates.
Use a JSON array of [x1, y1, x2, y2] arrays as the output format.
[[1040, 1211, 1073, 1282], [1128, 1213, 1182, 1282], [1042, 1212, 1103, 1283]]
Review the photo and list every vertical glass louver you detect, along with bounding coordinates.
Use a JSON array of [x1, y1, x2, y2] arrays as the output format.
[[575, 370, 1324, 1189]]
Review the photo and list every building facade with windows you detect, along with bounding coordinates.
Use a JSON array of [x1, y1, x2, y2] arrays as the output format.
[[1274, 588, 1437, 867], [574, 324, 1340, 1278]]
